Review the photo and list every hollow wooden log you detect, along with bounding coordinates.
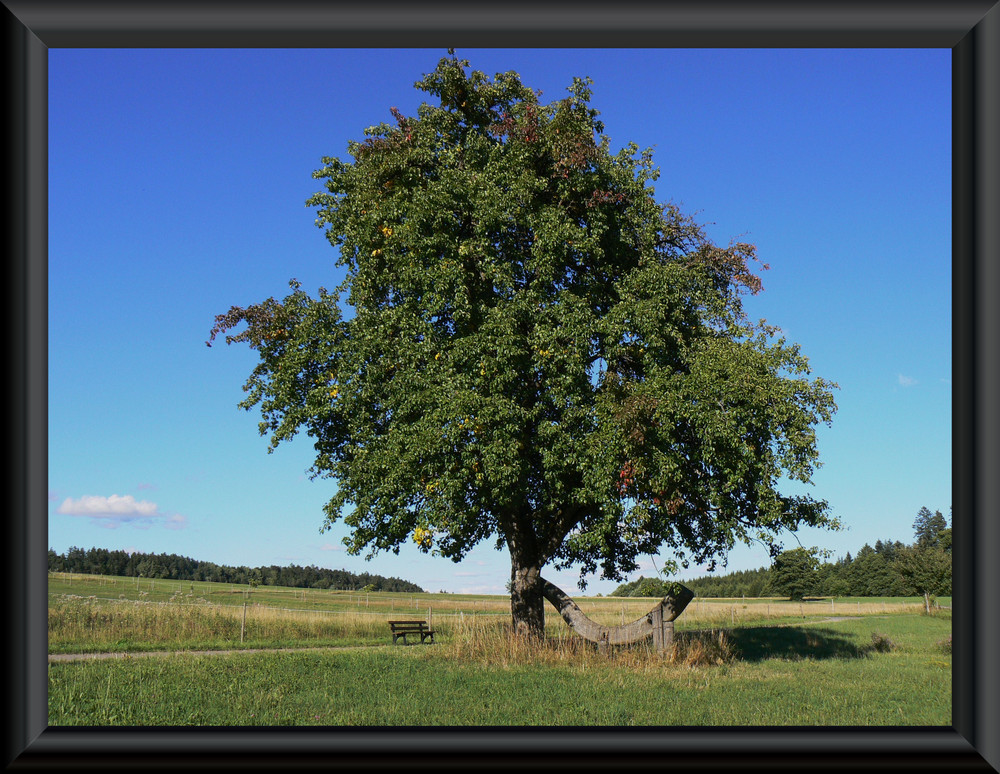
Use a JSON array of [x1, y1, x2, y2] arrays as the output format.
[[540, 577, 694, 646]]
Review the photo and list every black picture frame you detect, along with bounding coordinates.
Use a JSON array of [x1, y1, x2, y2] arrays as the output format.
[[5, 1, 998, 771]]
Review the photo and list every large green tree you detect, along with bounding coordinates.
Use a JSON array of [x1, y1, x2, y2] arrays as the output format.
[[768, 547, 820, 601], [208, 52, 839, 638]]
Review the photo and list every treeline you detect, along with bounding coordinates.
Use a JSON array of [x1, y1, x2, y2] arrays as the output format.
[[612, 568, 769, 599], [681, 540, 912, 598], [48, 546, 425, 593], [612, 541, 927, 599], [612, 507, 951, 600]]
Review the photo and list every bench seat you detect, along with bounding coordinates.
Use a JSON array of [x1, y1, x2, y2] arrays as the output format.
[[388, 620, 435, 645]]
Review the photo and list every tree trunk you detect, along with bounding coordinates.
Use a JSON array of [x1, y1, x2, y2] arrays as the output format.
[[510, 561, 546, 640]]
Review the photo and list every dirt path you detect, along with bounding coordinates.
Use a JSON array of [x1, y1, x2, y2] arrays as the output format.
[[48, 644, 391, 663]]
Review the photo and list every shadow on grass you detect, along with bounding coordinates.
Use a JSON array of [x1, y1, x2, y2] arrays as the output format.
[[683, 626, 872, 663]]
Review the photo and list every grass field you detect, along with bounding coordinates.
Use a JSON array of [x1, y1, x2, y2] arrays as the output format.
[[47, 572, 952, 726]]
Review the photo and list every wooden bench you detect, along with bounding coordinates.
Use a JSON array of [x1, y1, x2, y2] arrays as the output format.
[[388, 620, 435, 645]]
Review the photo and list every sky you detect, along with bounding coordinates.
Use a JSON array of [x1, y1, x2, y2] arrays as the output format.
[[47, 48, 951, 596]]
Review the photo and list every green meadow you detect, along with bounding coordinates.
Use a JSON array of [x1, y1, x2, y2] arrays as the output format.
[[48, 572, 951, 726]]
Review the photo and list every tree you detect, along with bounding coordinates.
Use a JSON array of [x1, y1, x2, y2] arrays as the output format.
[[897, 506, 952, 613], [768, 547, 820, 601], [896, 544, 951, 613], [913, 506, 948, 549], [845, 542, 908, 596], [208, 52, 839, 639]]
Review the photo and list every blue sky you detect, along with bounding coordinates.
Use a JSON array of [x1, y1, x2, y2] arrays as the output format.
[[48, 48, 951, 595]]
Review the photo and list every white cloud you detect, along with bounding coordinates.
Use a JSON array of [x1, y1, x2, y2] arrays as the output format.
[[320, 542, 345, 552], [898, 374, 918, 387], [58, 494, 158, 517], [56, 494, 186, 530]]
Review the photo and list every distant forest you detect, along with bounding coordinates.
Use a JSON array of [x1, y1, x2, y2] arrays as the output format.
[[48, 546, 425, 593], [613, 506, 952, 599], [615, 540, 920, 599]]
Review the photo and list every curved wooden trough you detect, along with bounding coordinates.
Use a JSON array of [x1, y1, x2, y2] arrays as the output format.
[[540, 577, 694, 650]]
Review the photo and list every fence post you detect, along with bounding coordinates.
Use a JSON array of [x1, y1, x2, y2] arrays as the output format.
[[652, 604, 674, 653], [651, 603, 664, 652]]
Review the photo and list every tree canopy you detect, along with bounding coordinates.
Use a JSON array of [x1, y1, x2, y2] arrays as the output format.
[[209, 52, 839, 636], [767, 547, 820, 601]]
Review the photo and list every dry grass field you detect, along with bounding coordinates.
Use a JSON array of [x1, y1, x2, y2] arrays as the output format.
[[48, 571, 931, 654]]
